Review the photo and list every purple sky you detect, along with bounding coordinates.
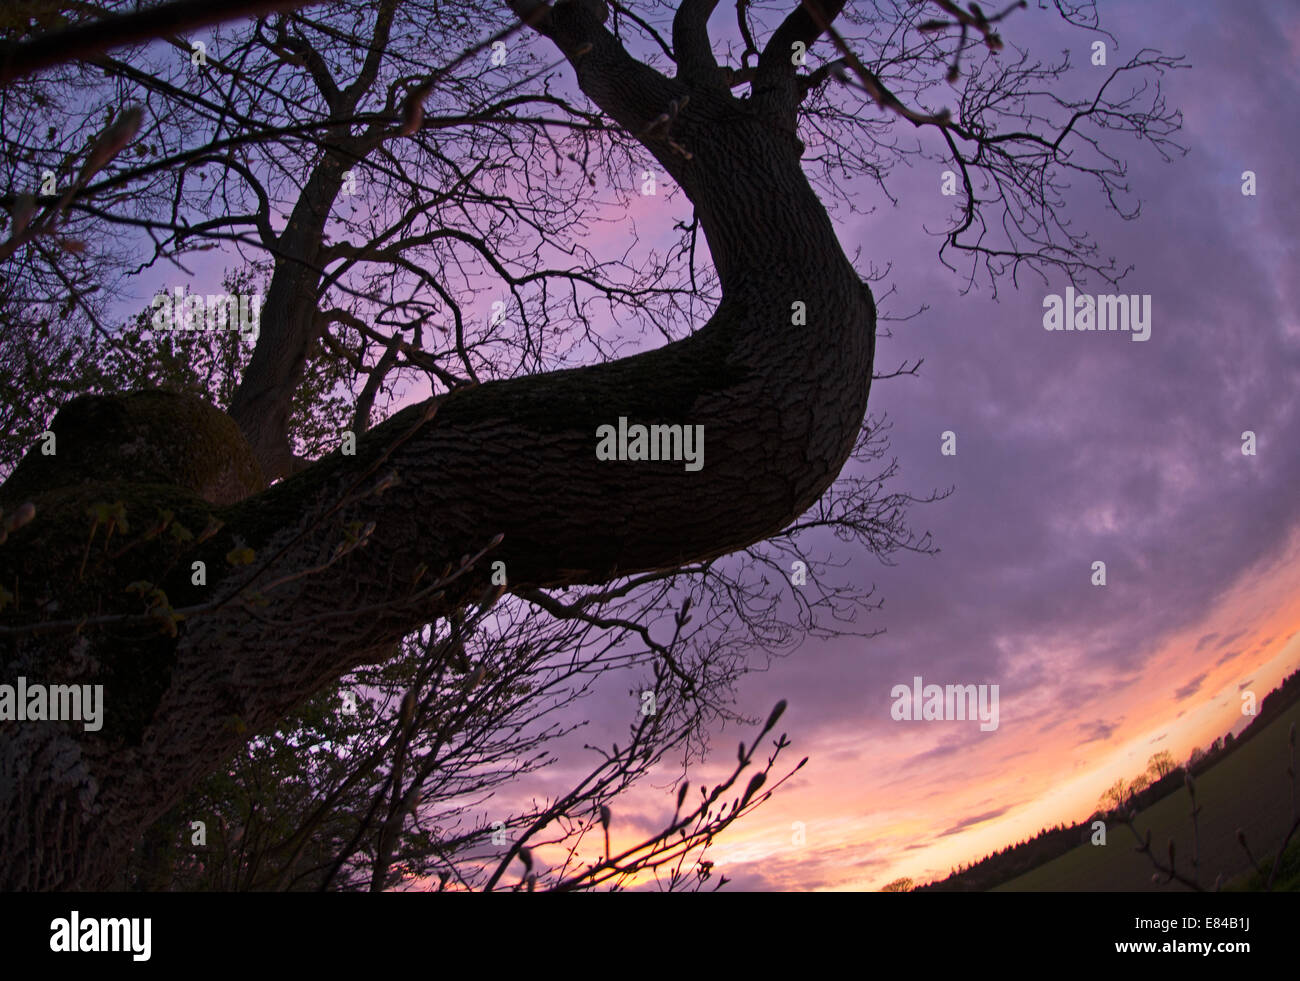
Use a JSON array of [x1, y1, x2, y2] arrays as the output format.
[[466, 0, 1300, 891], [703, 0, 1300, 889]]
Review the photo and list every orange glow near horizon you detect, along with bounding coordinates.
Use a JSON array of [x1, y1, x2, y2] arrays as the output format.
[[413, 528, 1300, 893], [691, 527, 1300, 891]]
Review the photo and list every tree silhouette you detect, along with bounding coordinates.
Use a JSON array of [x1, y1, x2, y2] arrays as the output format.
[[1146, 750, 1178, 781], [0, 0, 1183, 889]]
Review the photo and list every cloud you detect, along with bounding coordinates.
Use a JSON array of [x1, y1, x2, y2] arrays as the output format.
[[1076, 719, 1121, 746], [1218, 630, 1248, 651], [899, 733, 979, 767], [939, 806, 1012, 837], [1175, 673, 1209, 701], [701, 862, 784, 892]]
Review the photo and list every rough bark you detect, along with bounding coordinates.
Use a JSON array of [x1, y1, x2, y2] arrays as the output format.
[[0, 0, 874, 889]]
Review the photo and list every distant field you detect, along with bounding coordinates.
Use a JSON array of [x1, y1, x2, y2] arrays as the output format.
[[995, 699, 1300, 892]]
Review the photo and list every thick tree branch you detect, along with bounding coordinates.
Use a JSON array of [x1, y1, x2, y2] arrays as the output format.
[[752, 0, 845, 123], [0, 0, 322, 85], [672, 0, 722, 85]]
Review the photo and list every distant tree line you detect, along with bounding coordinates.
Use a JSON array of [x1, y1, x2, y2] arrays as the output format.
[[915, 666, 1300, 892]]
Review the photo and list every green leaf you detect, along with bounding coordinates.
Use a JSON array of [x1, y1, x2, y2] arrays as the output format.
[[225, 546, 255, 566]]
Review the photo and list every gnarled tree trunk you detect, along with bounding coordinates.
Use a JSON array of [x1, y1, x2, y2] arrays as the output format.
[[0, 0, 872, 889]]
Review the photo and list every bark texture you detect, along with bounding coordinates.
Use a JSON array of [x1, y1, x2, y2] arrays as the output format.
[[0, 0, 874, 889]]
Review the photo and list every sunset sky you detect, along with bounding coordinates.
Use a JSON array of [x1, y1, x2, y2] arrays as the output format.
[[459, 0, 1300, 890]]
